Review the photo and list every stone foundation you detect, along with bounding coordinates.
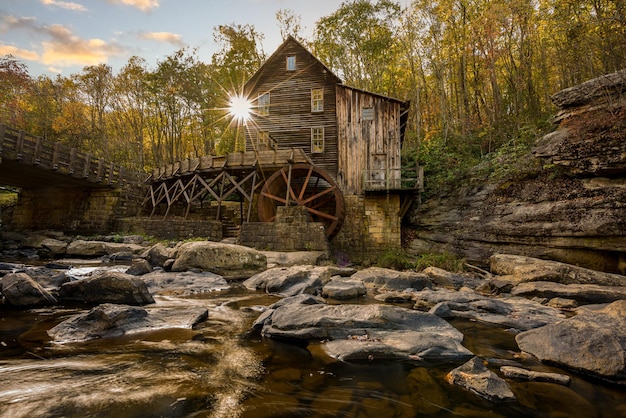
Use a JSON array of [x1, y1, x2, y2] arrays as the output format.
[[331, 194, 401, 264], [239, 206, 329, 252], [117, 217, 222, 241], [7, 185, 142, 234]]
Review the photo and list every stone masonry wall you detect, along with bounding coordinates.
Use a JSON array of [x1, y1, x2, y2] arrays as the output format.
[[8, 187, 125, 234], [117, 217, 222, 241], [332, 194, 401, 264], [239, 205, 329, 251]]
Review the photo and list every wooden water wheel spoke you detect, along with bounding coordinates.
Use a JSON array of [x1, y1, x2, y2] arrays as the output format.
[[305, 206, 338, 221], [302, 185, 336, 206], [280, 168, 300, 202], [260, 191, 288, 205], [298, 165, 314, 201], [258, 163, 345, 239]]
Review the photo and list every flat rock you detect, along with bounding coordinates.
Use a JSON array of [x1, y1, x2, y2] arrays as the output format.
[[58, 272, 155, 305], [446, 357, 515, 402], [262, 251, 331, 267], [412, 287, 565, 330], [511, 281, 626, 304], [321, 276, 366, 300], [351, 267, 432, 291], [66, 240, 146, 257], [171, 241, 266, 279], [140, 270, 230, 296], [261, 303, 472, 362], [490, 254, 626, 286], [516, 300, 626, 383], [48, 303, 208, 343], [500, 366, 571, 386], [243, 265, 340, 296], [1, 272, 57, 306]]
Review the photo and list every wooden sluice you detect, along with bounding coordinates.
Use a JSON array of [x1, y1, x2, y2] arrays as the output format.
[[142, 148, 314, 222]]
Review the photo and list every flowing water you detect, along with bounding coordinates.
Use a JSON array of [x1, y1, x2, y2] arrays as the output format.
[[1, 273, 625, 417]]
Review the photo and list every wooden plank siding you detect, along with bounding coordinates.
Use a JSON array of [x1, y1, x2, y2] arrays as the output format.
[[244, 36, 340, 179], [336, 86, 404, 195]]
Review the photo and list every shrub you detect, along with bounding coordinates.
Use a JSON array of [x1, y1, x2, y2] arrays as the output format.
[[376, 248, 413, 270], [414, 253, 466, 272]]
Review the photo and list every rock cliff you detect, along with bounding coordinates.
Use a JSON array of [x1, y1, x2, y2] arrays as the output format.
[[407, 70, 626, 274]]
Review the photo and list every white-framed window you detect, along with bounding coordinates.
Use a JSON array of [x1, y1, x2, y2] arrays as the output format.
[[311, 127, 324, 153], [258, 92, 270, 116], [311, 88, 324, 112], [286, 55, 296, 71]]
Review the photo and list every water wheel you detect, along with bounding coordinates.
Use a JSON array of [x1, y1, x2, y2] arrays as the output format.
[[258, 163, 345, 239]]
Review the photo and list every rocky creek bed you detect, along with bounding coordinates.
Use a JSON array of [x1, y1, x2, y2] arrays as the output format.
[[1, 233, 626, 417]]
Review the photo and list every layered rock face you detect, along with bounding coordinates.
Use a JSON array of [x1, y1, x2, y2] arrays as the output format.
[[407, 70, 626, 273]]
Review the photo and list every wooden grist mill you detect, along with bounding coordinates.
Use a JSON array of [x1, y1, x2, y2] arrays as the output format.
[[142, 36, 422, 258]]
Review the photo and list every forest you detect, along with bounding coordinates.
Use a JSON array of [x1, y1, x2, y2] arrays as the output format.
[[1, 0, 624, 195]]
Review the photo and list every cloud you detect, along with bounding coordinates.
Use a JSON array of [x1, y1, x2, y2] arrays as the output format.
[[138, 31, 185, 47], [0, 44, 40, 61], [40, 24, 124, 66], [40, 0, 88, 12], [106, 0, 159, 13]]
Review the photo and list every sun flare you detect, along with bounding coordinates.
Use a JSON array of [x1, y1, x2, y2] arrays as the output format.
[[228, 93, 252, 124]]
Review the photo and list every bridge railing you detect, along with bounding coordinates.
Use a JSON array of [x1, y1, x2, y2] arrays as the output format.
[[0, 124, 144, 187]]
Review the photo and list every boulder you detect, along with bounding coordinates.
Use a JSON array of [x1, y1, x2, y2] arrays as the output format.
[[142, 242, 176, 267], [48, 303, 208, 343], [66, 240, 146, 257], [421, 266, 484, 289], [171, 241, 266, 279], [140, 270, 230, 296], [260, 303, 473, 362], [243, 265, 341, 296], [412, 287, 565, 330], [516, 300, 626, 383], [321, 276, 366, 300], [21, 266, 70, 288], [125, 259, 153, 276], [511, 281, 626, 305], [1, 272, 57, 306], [58, 272, 154, 305], [351, 267, 432, 292], [490, 254, 626, 286], [445, 357, 515, 402]]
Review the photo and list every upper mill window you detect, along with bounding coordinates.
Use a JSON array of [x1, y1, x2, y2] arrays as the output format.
[[258, 93, 270, 116], [286, 55, 296, 71], [311, 88, 324, 112]]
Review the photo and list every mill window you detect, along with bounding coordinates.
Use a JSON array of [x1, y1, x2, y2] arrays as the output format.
[[286, 55, 296, 71], [311, 88, 324, 112], [311, 127, 324, 153], [258, 93, 270, 116]]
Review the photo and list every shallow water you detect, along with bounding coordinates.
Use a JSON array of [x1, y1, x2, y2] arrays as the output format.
[[1, 282, 625, 417]]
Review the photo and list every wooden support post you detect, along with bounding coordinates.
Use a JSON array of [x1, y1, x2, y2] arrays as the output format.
[[82, 154, 91, 178], [33, 136, 42, 165], [108, 162, 115, 185], [16, 131, 24, 160], [216, 170, 226, 220], [96, 158, 104, 182], [285, 163, 292, 206], [246, 172, 258, 222], [52, 142, 61, 170], [68, 148, 76, 174], [0, 124, 5, 153]]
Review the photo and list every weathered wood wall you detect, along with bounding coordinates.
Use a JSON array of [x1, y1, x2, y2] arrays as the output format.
[[336, 86, 404, 195], [244, 37, 340, 178]]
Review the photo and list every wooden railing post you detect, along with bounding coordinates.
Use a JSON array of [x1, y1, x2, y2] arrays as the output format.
[[51, 142, 61, 170], [16, 131, 25, 160], [68, 148, 76, 174], [0, 124, 5, 154], [82, 154, 91, 178]]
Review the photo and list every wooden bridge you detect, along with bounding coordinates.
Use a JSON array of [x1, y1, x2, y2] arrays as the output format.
[[0, 124, 143, 188]]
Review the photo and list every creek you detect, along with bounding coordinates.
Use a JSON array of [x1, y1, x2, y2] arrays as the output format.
[[1, 265, 625, 417]]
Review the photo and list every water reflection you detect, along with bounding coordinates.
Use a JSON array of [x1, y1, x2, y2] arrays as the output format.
[[1, 284, 625, 417]]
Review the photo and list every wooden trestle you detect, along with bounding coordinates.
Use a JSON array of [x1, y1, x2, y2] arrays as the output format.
[[142, 148, 313, 221]]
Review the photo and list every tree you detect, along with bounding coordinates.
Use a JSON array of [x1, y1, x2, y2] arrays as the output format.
[[313, 0, 403, 94], [276, 9, 303, 41], [0, 55, 32, 128]]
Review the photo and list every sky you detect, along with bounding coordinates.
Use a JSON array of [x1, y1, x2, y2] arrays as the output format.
[[0, 0, 347, 77]]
